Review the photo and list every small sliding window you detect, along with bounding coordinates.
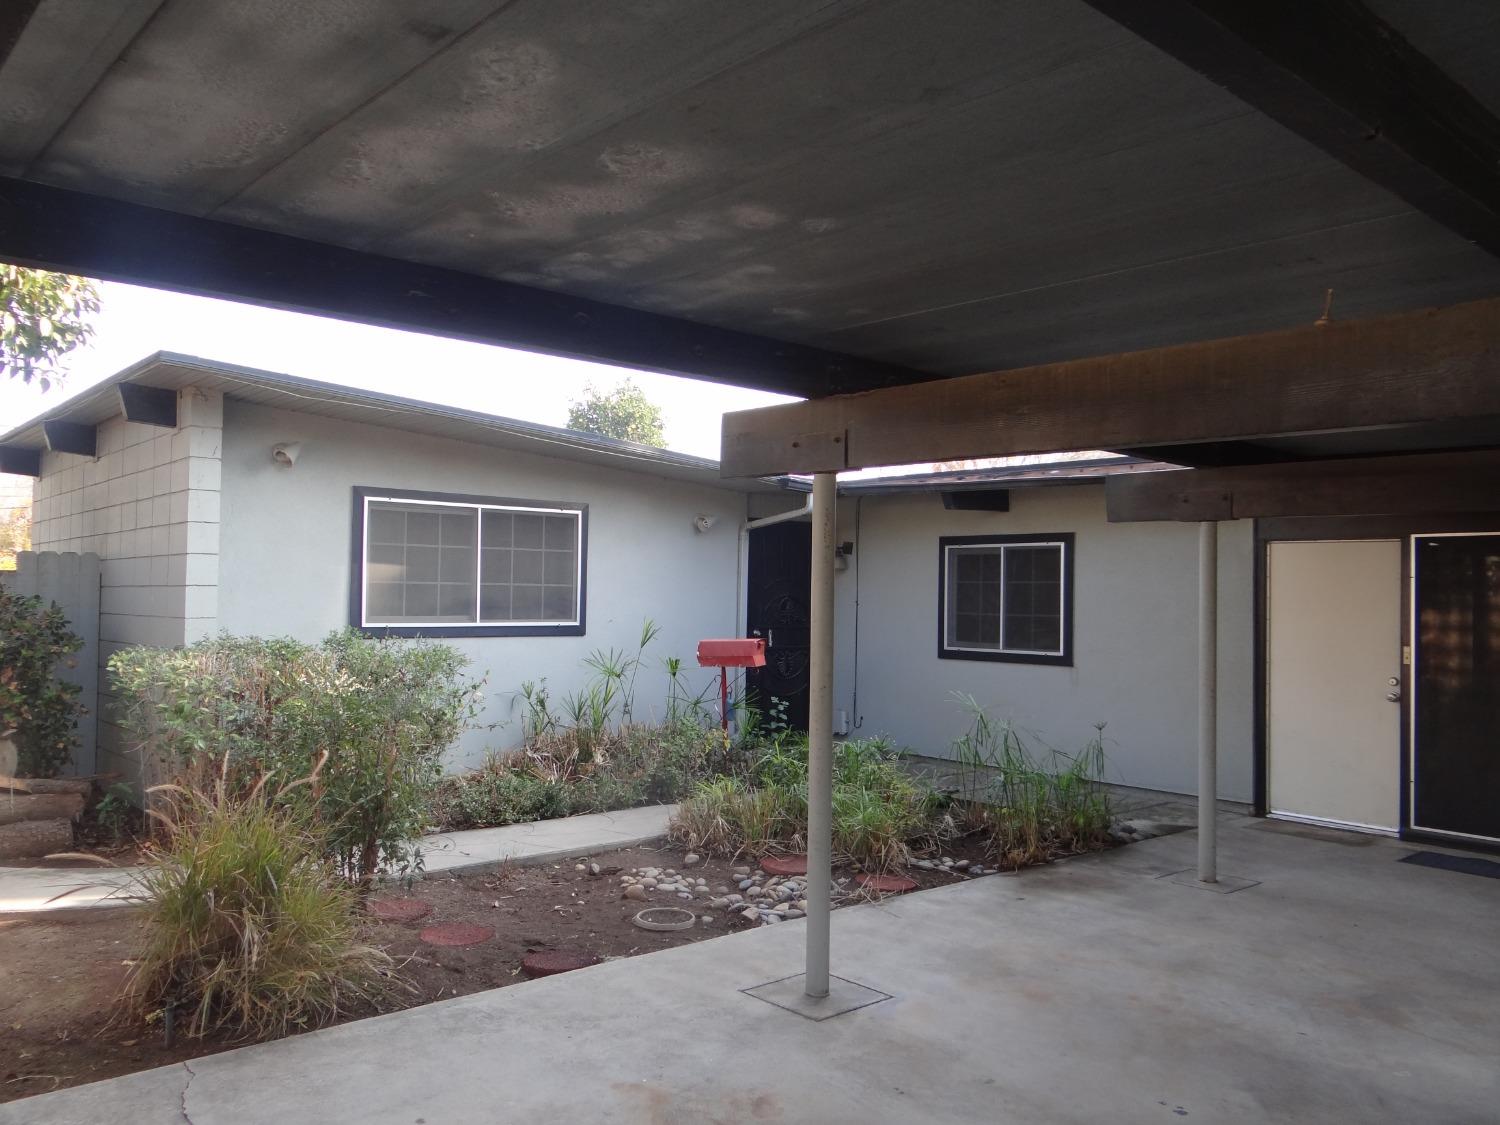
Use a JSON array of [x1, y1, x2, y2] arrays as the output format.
[[938, 534, 1072, 665]]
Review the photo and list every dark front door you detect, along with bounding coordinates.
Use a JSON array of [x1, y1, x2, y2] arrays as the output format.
[[1412, 533, 1500, 842], [745, 520, 811, 731]]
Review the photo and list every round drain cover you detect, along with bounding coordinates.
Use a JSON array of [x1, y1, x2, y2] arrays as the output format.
[[367, 898, 433, 923], [760, 854, 808, 876], [521, 950, 603, 978], [420, 922, 494, 947], [631, 907, 697, 932]]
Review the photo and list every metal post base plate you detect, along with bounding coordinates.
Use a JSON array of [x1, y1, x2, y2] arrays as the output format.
[[741, 974, 891, 1021]]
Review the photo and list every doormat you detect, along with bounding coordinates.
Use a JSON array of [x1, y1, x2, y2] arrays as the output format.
[[1399, 851, 1500, 880]]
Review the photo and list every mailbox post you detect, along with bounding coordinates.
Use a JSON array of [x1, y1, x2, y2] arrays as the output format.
[[696, 637, 766, 732]]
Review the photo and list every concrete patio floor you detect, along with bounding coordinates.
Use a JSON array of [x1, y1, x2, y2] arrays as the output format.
[[6, 812, 1497, 1124]]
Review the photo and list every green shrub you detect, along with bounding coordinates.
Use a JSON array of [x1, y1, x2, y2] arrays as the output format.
[[439, 769, 570, 828], [0, 587, 84, 777], [123, 774, 392, 1041], [434, 718, 722, 831], [94, 781, 137, 846], [950, 694, 1113, 867], [670, 736, 941, 870], [430, 622, 740, 833], [109, 630, 483, 883]]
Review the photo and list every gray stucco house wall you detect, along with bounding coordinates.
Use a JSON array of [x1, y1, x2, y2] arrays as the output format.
[[14, 354, 1254, 801], [19, 356, 756, 775], [216, 398, 749, 768], [828, 485, 1255, 801]]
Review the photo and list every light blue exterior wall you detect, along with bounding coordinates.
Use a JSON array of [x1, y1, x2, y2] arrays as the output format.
[[830, 485, 1256, 802], [217, 399, 747, 770]]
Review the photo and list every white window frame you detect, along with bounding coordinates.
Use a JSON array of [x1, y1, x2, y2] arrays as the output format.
[[359, 492, 584, 631]]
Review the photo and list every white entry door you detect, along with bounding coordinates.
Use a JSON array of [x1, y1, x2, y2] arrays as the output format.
[[1267, 539, 1402, 833]]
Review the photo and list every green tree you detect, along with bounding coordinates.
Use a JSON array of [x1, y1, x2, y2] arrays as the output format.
[[566, 379, 667, 447], [2, 266, 101, 389]]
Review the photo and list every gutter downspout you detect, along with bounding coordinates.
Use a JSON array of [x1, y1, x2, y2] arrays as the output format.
[[730, 489, 814, 732], [1198, 520, 1219, 883], [735, 490, 814, 637]]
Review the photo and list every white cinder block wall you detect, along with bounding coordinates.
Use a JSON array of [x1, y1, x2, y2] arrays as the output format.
[[29, 388, 223, 776], [829, 485, 1255, 801]]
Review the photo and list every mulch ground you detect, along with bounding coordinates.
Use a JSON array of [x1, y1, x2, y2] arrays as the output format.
[[0, 837, 1001, 1104]]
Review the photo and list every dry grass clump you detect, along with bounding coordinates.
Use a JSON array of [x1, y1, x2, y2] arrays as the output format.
[[121, 767, 394, 1042], [950, 694, 1114, 868]]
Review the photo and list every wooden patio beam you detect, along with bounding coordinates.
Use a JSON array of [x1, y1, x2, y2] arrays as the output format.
[[719, 296, 1500, 477], [1105, 450, 1500, 522]]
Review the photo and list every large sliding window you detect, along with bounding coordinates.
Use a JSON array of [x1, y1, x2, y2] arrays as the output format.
[[353, 487, 586, 636], [938, 534, 1073, 664]]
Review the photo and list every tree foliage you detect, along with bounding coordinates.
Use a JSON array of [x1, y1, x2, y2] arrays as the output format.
[[1, 266, 101, 389], [0, 588, 84, 777], [566, 379, 667, 447]]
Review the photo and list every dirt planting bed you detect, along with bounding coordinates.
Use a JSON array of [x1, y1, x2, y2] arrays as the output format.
[[0, 839, 1001, 1104]]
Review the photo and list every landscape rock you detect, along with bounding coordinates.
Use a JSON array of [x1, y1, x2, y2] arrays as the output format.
[[623, 885, 647, 901]]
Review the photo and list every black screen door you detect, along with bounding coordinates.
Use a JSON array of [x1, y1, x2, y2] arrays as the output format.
[[1412, 533, 1500, 841], [745, 520, 811, 731]]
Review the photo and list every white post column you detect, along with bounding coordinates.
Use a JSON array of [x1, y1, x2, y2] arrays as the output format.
[[804, 471, 836, 998], [1197, 520, 1218, 883]]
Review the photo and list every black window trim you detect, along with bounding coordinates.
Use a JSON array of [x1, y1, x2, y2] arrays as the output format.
[[937, 533, 1074, 666], [350, 485, 588, 638]]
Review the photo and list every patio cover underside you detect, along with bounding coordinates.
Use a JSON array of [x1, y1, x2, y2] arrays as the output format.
[[0, 0, 1498, 479]]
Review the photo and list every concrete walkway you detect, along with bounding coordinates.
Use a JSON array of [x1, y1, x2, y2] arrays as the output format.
[[6, 813, 1497, 1123], [415, 804, 675, 875], [0, 804, 676, 913]]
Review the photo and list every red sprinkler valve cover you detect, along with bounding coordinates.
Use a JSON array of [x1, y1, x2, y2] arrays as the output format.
[[696, 638, 766, 668]]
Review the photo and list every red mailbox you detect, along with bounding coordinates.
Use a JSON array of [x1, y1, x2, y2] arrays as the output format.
[[696, 638, 766, 668], [697, 638, 766, 731]]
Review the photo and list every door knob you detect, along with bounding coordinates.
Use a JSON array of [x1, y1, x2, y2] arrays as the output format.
[[1386, 690, 1401, 702]]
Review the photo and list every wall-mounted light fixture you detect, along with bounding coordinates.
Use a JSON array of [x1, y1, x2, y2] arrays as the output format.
[[271, 442, 302, 468], [834, 540, 854, 571], [694, 514, 719, 533]]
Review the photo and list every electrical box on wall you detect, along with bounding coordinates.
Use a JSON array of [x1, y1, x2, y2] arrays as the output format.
[[834, 709, 851, 736]]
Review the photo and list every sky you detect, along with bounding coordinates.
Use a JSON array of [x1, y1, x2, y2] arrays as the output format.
[[0, 280, 796, 458], [0, 280, 1104, 513]]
